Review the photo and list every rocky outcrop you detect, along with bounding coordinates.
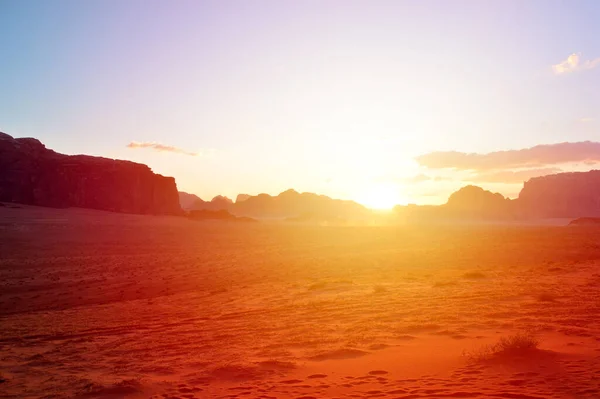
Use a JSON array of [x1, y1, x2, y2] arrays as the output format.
[[235, 194, 250, 203], [445, 185, 514, 219], [184, 188, 368, 221], [517, 171, 600, 218], [231, 189, 369, 220], [0, 132, 181, 215], [394, 185, 515, 223], [179, 191, 202, 210]]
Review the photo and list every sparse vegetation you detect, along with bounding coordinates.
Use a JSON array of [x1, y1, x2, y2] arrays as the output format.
[[462, 271, 486, 279], [536, 292, 557, 302], [464, 332, 541, 362], [373, 284, 387, 293]]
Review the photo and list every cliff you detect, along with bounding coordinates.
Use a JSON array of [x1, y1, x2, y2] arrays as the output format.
[[0, 132, 181, 215], [517, 170, 600, 218]]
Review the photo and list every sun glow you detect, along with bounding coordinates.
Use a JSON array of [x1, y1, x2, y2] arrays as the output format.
[[357, 183, 405, 210]]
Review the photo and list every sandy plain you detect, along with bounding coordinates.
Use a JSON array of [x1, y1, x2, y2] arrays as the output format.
[[1, 205, 599, 399]]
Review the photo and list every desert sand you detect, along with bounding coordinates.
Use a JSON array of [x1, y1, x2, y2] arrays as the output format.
[[1, 205, 599, 399]]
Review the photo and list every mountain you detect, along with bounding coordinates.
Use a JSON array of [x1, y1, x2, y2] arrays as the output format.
[[394, 185, 514, 223], [395, 170, 600, 223], [235, 194, 251, 203], [0, 132, 181, 215], [517, 170, 600, 218], [183, 188, 369, 221], [178, 192, 203, 210], [231, 189, 369, 221], [445, 185, 513, 219]]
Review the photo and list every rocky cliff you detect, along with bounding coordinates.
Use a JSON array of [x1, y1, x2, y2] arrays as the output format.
[[0, 132, 181, 215], [517, 170, 600, 218]]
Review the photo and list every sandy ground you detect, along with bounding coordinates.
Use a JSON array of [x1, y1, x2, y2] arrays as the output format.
[[1, 205, 600, 399]]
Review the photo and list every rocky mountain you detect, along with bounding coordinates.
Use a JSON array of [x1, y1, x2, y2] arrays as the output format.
[[445, 185, 513, 219], [0, 132, 181, 215], [231, 189, 369, 220], [178, 192, 202, 210], [517, 170, 600, 218], [183, 188, 369, 221], [395, 170, 600, 222], [394, 185, 514, 223]]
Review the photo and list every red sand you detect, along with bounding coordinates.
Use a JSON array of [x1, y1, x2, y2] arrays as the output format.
[[1, 205, 599, 398]]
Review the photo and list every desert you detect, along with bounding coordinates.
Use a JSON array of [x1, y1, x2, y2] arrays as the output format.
[[3, 1, 600, 398], [2, 204, 599, 398]]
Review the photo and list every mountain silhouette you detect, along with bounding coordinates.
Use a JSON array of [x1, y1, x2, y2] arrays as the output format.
[[0, 132, 181, 214]]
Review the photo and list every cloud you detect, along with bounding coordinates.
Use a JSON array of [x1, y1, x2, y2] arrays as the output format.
[[126, 141, 199, 156], [468, 168, 562, 184], [580, 117, 595, 123], [416, 141, 600, 171], [552, 53, 600, 74]]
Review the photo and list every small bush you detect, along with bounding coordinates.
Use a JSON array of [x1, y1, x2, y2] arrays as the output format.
[[373, 285, 387, 293], [536, 292, 556, 302], [465, 332, 540, 362], [462, 271, 486, 279], [494, 332, 540, 353]]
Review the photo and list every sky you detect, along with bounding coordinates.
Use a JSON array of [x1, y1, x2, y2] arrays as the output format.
[[1, 0, 600, 208]]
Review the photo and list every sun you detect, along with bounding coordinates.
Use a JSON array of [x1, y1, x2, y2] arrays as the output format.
[[357, 183, 405, 210]]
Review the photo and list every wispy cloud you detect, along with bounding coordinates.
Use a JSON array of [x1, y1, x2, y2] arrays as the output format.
[[126, 141, 200, 156], [552, 53, 600, 75], [416, 141, 600, 171], [580, 117, 595, 123], [468, 168, 562, 184]]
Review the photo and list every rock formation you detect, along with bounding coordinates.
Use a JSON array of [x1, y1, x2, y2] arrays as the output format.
[[444, 185, 514, 219], [517, 170, 600, 218], [178, 191, 203, 210], [183, 188, 368, 221], [0, 132, 181, 215]]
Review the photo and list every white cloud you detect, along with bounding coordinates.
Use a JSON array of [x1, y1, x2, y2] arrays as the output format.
[[552, 53, 600, 75]]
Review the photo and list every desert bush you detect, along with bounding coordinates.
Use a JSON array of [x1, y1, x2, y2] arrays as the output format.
[[462, 271, 486, 279], [373, 285, 387, 293], [464, 332, 540, 362], [536, 292, 557, 302]]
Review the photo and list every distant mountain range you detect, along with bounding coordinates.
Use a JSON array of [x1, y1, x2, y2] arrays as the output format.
[[182, 170, 600, 223], [4, 132, 600, 222], [395, 170, 600, 222], [179, 189, 370, 222]]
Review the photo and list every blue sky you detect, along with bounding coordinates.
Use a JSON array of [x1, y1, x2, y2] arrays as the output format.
[[1, 0, 599, 207]]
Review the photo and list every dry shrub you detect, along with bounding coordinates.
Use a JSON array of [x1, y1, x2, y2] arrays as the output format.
[[373, 285, 387, 293], [536, 292, 557, 302], [462, 271, 486, 279], [464, 332, 540, 362], [308, 281, 327, 291]]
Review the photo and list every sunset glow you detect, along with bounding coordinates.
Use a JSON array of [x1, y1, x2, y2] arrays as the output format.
[[2, 1, 599, 205], [3, 2, 600, 398], [357, 182, 405, 210]]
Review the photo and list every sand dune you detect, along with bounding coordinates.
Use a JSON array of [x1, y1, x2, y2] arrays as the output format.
[[1, 205, 599, 398]]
